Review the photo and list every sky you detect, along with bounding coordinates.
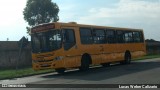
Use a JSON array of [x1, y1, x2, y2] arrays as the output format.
[[0, 0, 160, 41]]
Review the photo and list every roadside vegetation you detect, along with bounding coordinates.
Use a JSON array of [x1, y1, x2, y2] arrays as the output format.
[[134, 54, 160, 60], [0, 68, 53, 80], [0, 54, 160, 80]]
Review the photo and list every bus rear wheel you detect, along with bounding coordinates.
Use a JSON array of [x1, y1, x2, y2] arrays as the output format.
[[79, 54, 91, 71], [121, 52, 131, 65], [125, 54, 131, 64], [55, 68, 65, 74]]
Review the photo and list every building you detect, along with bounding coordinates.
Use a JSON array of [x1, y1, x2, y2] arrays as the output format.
[[145, 39, 160, 54]]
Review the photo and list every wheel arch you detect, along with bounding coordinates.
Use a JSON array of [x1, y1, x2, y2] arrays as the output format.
[[81, 53, 92, 65], [125, 50, 131, 58]]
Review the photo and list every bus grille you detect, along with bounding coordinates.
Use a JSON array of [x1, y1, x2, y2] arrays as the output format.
[[40, 64, 51, 68], [37, 60, 53, 63]]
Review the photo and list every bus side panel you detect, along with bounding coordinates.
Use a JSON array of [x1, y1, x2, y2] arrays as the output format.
[[64, 56, 81, 68], [52, 60, 65, 69], [91, 54, 103, 65], [102, 44, 123, 62], [131, 43, 146, 58], [116, 43, 146, 59]]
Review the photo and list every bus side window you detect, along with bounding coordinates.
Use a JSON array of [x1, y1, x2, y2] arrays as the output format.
[[106, 29, 116, 44], [139, 32, 144, 42], [63, 29, 76, 50], [133, 31, 144, 43], [124, 31, 133, 43], [117, 30, 125, 43], [80, 28, 93, 44], [93, 29, 106, 44]]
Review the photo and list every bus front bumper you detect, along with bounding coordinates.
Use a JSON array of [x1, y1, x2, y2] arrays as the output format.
[[32, 60, 65, 70]]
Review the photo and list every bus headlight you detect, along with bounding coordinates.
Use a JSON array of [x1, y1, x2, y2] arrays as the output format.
[[54, 56, 64, 60]]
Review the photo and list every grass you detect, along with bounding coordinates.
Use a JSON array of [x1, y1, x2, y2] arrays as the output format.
[[0, 68, 54, 80], [133, 54, 160, 60], [0, 54, 160, 80]]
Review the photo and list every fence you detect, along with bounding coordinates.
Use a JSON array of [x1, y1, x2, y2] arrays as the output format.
[[0, 41, 32, 69]]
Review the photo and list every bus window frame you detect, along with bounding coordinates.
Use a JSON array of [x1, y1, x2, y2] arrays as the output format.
[[124, 31, 134, 43], [80, 27, 94, 44], [47, 29, 63, 51], [106, 29, 117, 44], [133, 31, 144, 43], [92, 28, 106, 44], [116, 30, 125, 43], [62, 28, 76, 51]]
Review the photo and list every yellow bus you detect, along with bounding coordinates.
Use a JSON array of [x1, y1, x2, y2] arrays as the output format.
[[31, 22, 146, 73]]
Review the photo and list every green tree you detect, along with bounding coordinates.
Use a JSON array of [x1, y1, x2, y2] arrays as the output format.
[[23, 0, 59, 34]]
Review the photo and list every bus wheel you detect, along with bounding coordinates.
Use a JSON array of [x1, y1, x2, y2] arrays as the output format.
[[125, 54, 131, 64], [101, 63, 110, 67], [55, 68, 65, 74], [120, 52, 131, 65], [79, 55, 91, 71]]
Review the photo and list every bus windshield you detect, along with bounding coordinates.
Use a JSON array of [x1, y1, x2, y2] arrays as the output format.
[[31, 29, 62, 53]]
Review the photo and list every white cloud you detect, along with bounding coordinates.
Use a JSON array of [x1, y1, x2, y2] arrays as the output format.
[[0, 1, 27, 26], [0, 0, 28, 41], [78, 0, 160, 23], [1, 0, 159, 41], [77, 0, 160, 40]]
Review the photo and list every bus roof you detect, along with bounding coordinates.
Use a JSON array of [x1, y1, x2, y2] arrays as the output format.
[[58, 22, 143, 31], [32, 22, 143, 32]]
